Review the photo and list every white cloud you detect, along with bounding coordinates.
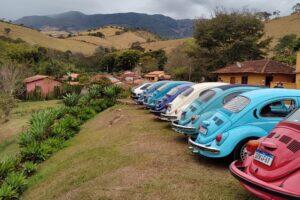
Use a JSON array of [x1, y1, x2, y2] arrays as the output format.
[[0, 0, 299, 20]]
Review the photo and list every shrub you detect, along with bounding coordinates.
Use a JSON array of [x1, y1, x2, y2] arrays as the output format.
[[4, 172, 27, 193], [51, 115, 81, 140], [22, 162, 37, 177], [90, 99, 106, 112], [20, 142, 47, 163], [63, 93, 81, 107], [0, 157, 19, 181], [77, 95, 91, 107], [77, 107, 96, 121], [62, 84, 82, 95], [0, 183, 18, 199], [88, 84, 103, 99], [19, 109, 59, 146]]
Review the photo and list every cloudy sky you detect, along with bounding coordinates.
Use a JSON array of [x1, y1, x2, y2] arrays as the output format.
[[0, 0, 299, 20]]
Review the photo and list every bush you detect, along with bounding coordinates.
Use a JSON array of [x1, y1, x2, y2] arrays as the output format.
[[22, 162, 37, 177], [77, 107, 96, 121], [88, 84, 103, 99], [77, 95, 91, 107], [90, 99, 107, 112], [0, 157, 19, 181], [20, 142, 47, 163], [19, 109, 60, 146], [0, 183, 18, 199], [51, 115, 81, 140], [63, 93, 81, 107], [4, 172, 27, 193]]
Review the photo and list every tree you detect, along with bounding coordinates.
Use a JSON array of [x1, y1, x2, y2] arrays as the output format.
[[4, 28, 11, 35], [116, 50, 141, 71], [139, 55, 158, 73], [193, 10, 271, 77], [130, 42, 145, 52], [272, 10, 280, 19], [255, 11, 272, 21], [0, 62, 25, 122], [99, 53, 117, 72], [273, 34, 300, 65], [292, 3, 300, 14]]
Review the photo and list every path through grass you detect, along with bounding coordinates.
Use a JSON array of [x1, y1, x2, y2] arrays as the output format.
[[22, 104, 256, 200]]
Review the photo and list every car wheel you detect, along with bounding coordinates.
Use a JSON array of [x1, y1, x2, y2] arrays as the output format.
[[233, 138, 257, 161]]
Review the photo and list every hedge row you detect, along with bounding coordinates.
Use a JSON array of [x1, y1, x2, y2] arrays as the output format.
[[0, 84, 122, 199]]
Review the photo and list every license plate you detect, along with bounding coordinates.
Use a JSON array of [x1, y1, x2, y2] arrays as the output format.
[[254, 149, 274, 166], [199, 126, 207, 135]]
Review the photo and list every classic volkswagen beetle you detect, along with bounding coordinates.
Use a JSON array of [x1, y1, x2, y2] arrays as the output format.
[[144, 81, 189, 109], [150, 83, 194, 115], [230, 108, 300, 200], [172, 85, 263, 137], [131, 82, 152, 100], [159, 82, 228, 121], [188, 89, 300, 160], [135, 81, 169, 105]]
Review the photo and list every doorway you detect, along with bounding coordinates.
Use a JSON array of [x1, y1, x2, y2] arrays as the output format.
[[265, 76, 273, 87]]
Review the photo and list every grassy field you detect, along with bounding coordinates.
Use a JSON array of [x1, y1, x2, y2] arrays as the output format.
[[265, 13, 300, 47], [0, 22, 97, 55], [22, 104, 256, 200], [0, 100, 62, 158]]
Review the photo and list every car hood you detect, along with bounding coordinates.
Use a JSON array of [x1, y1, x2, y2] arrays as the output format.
[[248, 121, 300, 182], [196, 109, 232, 144]]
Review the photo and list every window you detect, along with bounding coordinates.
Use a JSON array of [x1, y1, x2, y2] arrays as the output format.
[[260, 99, 296, 118], [180, 87, 194, 97], [223, 92, 243, 105], [198, 90, 216, 103], [157, 83, 168, 91], [223, 96, 250, 113], [242, 76, 248, 84], [167, 87, 179, 96], [140, 83, 151, 90], [287, 109, 300, 123]]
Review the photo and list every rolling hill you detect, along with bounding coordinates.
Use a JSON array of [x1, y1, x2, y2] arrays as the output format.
[[0, 21, 97, 55], [0, 21, 188, 55], [265, 13, 300, 46], [14, 11, 194, 39]]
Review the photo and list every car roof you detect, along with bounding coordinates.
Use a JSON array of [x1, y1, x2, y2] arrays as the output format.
[[192, 82, 228, 90], [213, 84, 264, 91], [242, 89, 300, 102]]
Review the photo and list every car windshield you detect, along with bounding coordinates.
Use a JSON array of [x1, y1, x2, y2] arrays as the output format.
[[198, 90, 216, 103], [180, 87, 194, 97], [286, 109, 300, 122], [140, 83, 151, 90], [223, 96, 250, 113], [167, 87, 179, 96], [157, 83, 169, 91]]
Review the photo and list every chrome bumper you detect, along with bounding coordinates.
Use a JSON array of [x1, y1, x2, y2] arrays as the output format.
[[171, 122, 198, 135], [188, 137, 220, 154], [159, 113, 178, 121]]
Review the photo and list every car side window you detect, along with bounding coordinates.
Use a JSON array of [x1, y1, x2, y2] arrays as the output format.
[[223, 92, 243, 105], [260, 99, 296, 118]]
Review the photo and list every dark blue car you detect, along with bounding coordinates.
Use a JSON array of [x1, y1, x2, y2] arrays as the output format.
[[150, 83, 193, 115]]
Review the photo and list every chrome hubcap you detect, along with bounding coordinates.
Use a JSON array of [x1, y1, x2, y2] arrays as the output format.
[[240, 144, 248, 161]]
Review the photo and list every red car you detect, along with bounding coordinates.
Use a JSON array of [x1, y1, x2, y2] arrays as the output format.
[[230, 108, 300, 200]]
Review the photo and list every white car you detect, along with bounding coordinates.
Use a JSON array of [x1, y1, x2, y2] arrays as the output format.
[[131, 82, 152, 99], [159, 82, 228, 121]]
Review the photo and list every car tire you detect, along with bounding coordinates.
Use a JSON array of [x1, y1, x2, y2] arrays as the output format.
[[233, 137, 258, 161]]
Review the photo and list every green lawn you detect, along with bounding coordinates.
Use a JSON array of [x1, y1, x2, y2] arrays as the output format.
[[0, 100, 62, 158], [22, 104, 256, 200]]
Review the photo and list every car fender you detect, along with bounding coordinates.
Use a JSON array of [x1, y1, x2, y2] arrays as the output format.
[[217, 125, 268, 157]]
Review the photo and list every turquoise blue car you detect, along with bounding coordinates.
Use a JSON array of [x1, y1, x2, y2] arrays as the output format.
[[188, 89, 300, 160], [135, 81, 170, 105], [145, 81, 189, 109], [172, 85, 263, 137]]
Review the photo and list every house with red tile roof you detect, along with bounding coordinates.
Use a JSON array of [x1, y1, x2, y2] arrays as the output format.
[[23, 75, 61, 97], [213, 59, 296, 87], [144, 71, 171, 82]]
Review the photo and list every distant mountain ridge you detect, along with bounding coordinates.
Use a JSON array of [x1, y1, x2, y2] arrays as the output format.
[[14, 11, 194, 39]]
